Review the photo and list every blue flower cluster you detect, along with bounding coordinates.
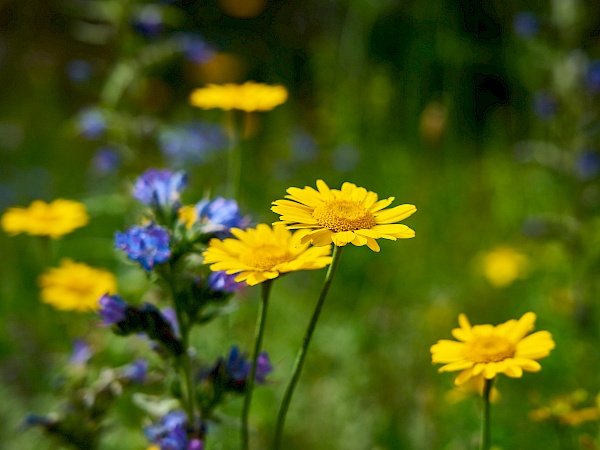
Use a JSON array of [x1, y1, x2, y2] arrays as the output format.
[[115, 223, 171, 271], [145, 410, 204, 450], [133, 169, 188, 211], [202, 346, 273, 393], [159, 122, 226, 168]]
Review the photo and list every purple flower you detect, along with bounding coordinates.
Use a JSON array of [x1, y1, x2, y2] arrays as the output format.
[[160, 307, 180, 338], [188, 439, 204, 450], [77, 107, 107, 139], [586, 60, 600, 94], [132, 169, 188, 210], [174, 33, 215, 64], [532, 91, 558, 120], [226, 346, 272, 384], [513, 11, 539, 38], [195, 197, 249, 238], [207, 271, 244, 294], [254, 352, 274, 384], [70, 339, 92, 366], [98, 294, 128, 325], [115, 223, 171, 271], [121, 359, 148, 383], [145, 411, 188, 450]]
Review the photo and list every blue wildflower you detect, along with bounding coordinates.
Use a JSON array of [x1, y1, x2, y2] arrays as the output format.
[[21, 413, 56, 431], [195, 197, 249, 238], [98, 294, 128, 325], [586, 60, 600, 94], [207, 271, 244, 294], [70, 339, 92, 366], [158, 122, 226, 168], [574, 150, 600, 180], [121, 359, 148, 383], [290, 127, 318, 163], [132, 5, 163, 38], [332, 143, 360, 172], [77, 107, 107, 140], [115, 223, 171, 271], [532, 91, 558, 121], [91, 147, 121, 174], [174, 33, 215, 64], [513, 11, 539, 38], [66, 59, 92, 83], [132, 169, 188, 211], [145, 411, 188, 450], [228, 346, 272, 383]]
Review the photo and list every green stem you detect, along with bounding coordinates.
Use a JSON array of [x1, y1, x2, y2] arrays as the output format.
[[480, 377, 494, 450], [226, 110, 242, 199], [241, 279, 274, 450], [273, 245, 344, 449], [167, 261, 196, 425]]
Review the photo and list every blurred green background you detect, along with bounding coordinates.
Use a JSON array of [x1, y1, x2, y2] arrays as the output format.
[[2, 0, 600, 448]]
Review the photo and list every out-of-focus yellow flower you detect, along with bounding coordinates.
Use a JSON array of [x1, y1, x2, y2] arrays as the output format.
[[481, 246, 529, 288], [189, 81, 288, 112], [419, 101, 448, 145], [529, 390, 600, 426], [431, 312, 555, 385], [38, 259, 117, 312], [445, 375, 501, 404], [1, 199, 89, 239]]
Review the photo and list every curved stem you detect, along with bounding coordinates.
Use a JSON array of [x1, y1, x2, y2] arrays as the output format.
[[480, 377, 494, 450], [273, 245, 344, 449], [241, 279, 273, 450]]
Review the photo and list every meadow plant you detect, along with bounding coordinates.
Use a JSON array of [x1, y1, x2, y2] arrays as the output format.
[[6, 2, 597, 448]]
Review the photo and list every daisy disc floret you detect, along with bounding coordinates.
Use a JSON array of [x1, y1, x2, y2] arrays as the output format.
[[202, 223, 332, 286], [431, 312, 555, 385], [271, 180, 416, 252]]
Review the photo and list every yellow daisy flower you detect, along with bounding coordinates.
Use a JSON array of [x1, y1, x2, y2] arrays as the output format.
[[271, 180, 416, 252], [431, 312, 555, 385], [202, 223, 332, 286], [189, 81, 288, 112], [1, 199, 89, 239], [38, 259, 118, 312]]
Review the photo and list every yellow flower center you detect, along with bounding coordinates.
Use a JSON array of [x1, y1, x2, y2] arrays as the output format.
[[463, 335, 516, 363], [312, 200, 376, 232], [240, 245, 294, 271]]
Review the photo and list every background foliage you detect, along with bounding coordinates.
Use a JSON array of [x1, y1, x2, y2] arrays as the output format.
[[2, 0, 600, 448]]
